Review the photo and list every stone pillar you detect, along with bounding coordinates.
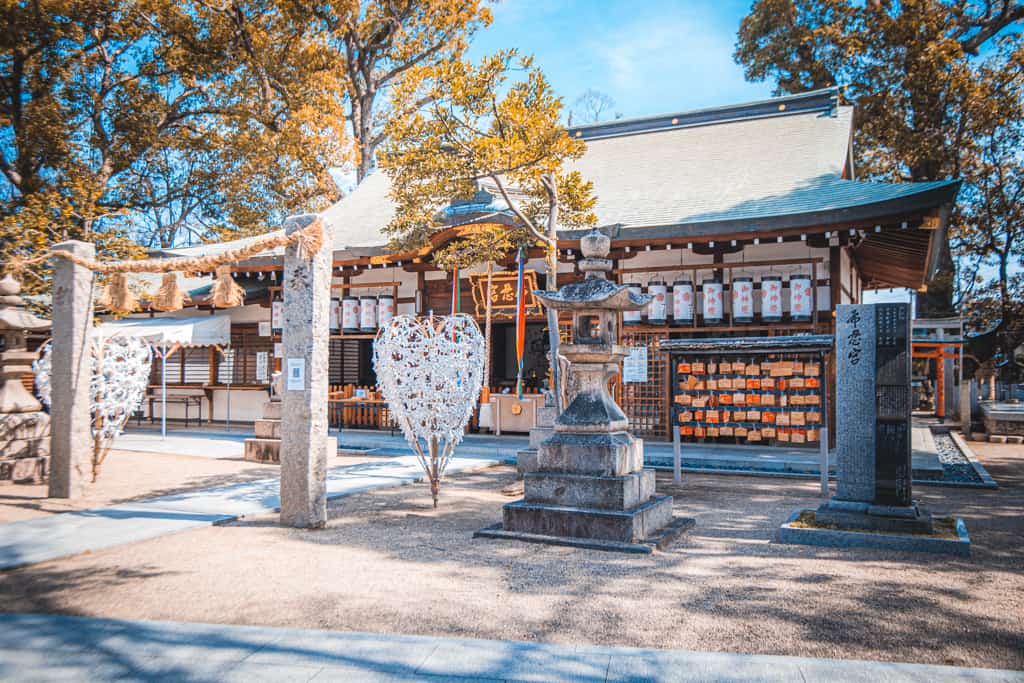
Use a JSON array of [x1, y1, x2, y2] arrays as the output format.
[[48, 241, 95, 499], [279, 215, 333, 528], [960, 377, 972, 435], [818, 302, 931, 534]]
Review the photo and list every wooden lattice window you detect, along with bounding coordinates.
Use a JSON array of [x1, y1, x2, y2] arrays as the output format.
[[620, 329, 669, 440]]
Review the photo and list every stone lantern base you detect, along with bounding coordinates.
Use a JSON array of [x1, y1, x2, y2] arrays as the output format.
[[477, 431, 694, 553], [0, 411, 50, 484]]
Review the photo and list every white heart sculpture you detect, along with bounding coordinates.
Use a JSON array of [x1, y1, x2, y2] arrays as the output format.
[[34, 333, 153, 444], [373, 314, 485, 505]]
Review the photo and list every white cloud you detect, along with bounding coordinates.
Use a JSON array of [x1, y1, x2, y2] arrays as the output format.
[[469, 1, 773, 118]]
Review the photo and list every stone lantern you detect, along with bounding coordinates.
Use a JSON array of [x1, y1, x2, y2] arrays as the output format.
[[0, 275, 52, 482], [478, 230, 693, 551]]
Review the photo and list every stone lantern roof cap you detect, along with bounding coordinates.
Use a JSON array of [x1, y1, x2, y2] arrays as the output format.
[[0, 275, 50, 331], [534, 277, 651, 312], [0, 309, 52, 331]]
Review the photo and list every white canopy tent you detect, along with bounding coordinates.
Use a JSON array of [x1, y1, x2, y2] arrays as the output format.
[[97, 314, 232, 436]]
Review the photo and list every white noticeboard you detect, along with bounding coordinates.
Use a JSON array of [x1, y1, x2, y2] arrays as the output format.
[[273, 342, 282, 357], [286, 358, 305, 391], [256, 351, 269, 382], [258, 321, 271, 337], [623, 346, 648, 383]]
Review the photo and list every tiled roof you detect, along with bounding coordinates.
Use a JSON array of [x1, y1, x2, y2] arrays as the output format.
[[163, 88, 958, 260]]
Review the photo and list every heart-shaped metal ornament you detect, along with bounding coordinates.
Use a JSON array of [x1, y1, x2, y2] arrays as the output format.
[[373, 314, 485, 506], [35, 333, 153, 481]]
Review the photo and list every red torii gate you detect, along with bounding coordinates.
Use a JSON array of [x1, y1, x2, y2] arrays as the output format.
[[911, 339, 964, 420]]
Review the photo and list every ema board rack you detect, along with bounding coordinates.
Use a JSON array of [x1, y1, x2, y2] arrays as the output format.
[[660, 335, 833, 448]]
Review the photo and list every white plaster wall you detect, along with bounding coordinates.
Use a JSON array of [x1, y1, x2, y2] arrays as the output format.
[[138, 387, 267, 423]]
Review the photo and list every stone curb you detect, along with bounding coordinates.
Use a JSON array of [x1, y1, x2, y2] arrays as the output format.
[[775, 509, 971, 557], [949, 431, 999, 488]]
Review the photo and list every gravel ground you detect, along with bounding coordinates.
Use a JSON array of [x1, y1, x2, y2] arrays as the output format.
[[1, 441, 1021, 670], [0, 450, 377, 524], [931, 433, 985, 484]]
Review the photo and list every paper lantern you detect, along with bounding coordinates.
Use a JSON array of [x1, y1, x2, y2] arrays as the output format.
[[329, 298, 341, 332], [342, 296, 360, 333], [761, 276, 783, 322], [646, 279, 668, 324], [790, 274, 814, 322], [623, 283, 643, 325], [702, 278, 724, 324], [359, 295, 378, 332], [732, 277, 754, 323], [672, 280, 694, 326], [378, 294, 395, 327]]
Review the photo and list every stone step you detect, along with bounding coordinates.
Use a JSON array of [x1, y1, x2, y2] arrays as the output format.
[[523, 470, 656, 510], [254, 419, 281, 439], [243, 438, 280, 464], [263, 401, 282, 420], [502, 494, 674, 544]]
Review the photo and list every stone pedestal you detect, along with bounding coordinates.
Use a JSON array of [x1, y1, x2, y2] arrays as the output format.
[[244, 399, 337, 465], [979, 401, 1024, 437], [0, 412, 50, 483], [515, 404, 558, 475], [503, 431, 677, 544], [244, 400, 282, 463]]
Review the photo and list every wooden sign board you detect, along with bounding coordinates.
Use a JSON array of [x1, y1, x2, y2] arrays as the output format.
[[470, 271, 544, 319]]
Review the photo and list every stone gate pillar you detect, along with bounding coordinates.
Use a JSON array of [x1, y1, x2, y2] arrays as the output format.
[[280, 215, 334, 528], [48, 241, 95, 499]]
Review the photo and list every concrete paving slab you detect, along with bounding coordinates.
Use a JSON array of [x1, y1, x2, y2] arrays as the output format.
[[0, 455, 499, 571], [114, 429, 249, 459], [1, 615, 1021, 683]]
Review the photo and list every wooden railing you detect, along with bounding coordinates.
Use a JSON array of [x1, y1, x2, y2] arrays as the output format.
[[327, 384, 395, 430]]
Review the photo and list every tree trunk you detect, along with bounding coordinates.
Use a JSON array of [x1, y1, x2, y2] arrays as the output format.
[[545, 189, 562, 413]]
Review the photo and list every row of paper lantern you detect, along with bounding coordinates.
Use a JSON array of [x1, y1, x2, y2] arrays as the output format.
[[624, 276, 815, 325], [271, 295, 396, 333]]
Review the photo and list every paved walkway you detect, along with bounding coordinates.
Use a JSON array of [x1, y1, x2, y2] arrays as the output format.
[[1, 614, 1020, 682], [0, 455, 500, 571], [116, 422, 946, 478]]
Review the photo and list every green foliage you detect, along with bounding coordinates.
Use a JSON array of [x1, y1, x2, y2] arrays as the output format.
[[379, 49, 597, 269]]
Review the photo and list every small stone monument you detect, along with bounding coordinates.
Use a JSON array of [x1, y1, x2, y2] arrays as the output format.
[[0, 275, 52, 483], [478, 229, 694, 552], [244, 370, 284, 463]]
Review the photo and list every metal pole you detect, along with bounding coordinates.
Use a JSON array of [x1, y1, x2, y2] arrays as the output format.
[[819, 350, 829, 497], [161, 340, 167, 439], [225, 346, 232, 433], [670, 354, 681, 484]]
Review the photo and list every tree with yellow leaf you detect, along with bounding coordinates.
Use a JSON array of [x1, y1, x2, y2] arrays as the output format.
[[307, 0, 493, 183], [380, 50, 597, 409], [1, 0, 350, 291]]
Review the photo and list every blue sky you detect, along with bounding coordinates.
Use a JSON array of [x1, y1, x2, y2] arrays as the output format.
[[467, 0, 776, 119]]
